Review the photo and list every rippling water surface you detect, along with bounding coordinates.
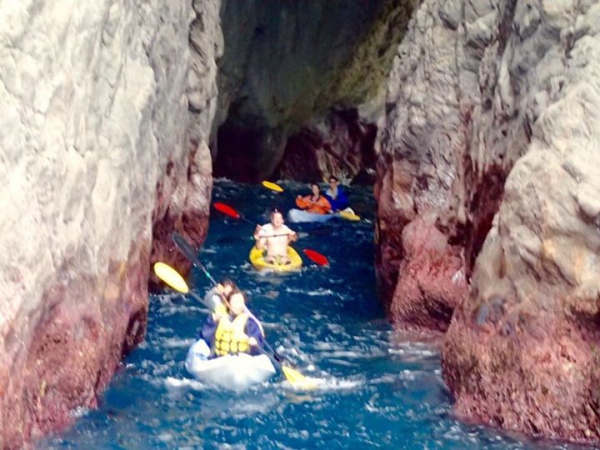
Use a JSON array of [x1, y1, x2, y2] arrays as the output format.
[[41, 180, 588, 449]]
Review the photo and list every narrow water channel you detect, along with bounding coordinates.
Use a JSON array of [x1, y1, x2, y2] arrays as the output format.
[[40, 180, 586, 450]]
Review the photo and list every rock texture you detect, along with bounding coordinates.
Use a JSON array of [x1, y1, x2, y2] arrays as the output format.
[[207, 0, 415, 182], [378, 0, 600, 443], [273, 109, 378, 184], [0, 0, 220, 447]]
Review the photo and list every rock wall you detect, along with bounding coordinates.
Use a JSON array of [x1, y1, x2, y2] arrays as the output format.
[[378, 0, 600, 442], [0, 0, 221, 447], [206, 0, 415, 182], [273, 109, 378, 184]]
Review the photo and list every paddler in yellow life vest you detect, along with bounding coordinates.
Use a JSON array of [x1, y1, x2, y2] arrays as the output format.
[[200, 289, 265, 357]]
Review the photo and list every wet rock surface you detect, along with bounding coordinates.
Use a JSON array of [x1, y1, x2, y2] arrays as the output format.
[[274, 109, 378, 184], [378, 0, 600, 442], [0, 0, 220, 447]]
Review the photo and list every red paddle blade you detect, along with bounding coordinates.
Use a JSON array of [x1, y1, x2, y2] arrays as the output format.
[[303, 249, 328, 266], [214, 202, 240, 219]]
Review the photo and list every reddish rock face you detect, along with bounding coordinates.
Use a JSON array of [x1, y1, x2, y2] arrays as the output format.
[[150, 142, 212, 289], [443, 282, 600, 442], [390, 217, 467, 332], [1, 247, 148, 449], [275, 110, 377, 183]]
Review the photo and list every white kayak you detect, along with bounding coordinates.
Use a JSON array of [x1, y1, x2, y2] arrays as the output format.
[[185, 339, 276, 392], [287, 208, 360, 223], [287, 209, 336, 223]]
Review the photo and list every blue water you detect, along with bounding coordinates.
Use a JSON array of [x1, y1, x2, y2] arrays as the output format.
[[40, 180, 588, 449]]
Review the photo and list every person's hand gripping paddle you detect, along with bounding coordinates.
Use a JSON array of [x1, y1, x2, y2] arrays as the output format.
[[213, 203, 329, 266]]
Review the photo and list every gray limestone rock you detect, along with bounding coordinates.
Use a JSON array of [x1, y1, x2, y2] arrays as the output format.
[[377, 0, 600, 442], [0, 0, 221, 446]]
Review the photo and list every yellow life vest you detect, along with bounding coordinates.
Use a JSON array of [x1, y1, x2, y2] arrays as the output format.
[[214, 303, 227, 316], [214, 313, 251, 356]]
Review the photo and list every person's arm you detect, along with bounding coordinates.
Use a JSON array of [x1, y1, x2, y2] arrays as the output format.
[[200, 315, 218, 343], [254, 225, 266, 249], [296, 195, 310, 210], [245, 318, 264, 348], [319, 197, 332, 214], [337, 188, 349, 209], [286, 226, 298, 243], [203, 287, 221, 311]]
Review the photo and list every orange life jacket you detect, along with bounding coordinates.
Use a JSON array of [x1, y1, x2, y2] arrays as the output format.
[[295, 195, 331, 214]]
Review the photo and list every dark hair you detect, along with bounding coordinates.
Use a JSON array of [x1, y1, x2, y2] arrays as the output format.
[[310, 183, 321, 193], [270, 208, 283, 217], [219, 278, 237, 290], [328, 175, 339, 182]]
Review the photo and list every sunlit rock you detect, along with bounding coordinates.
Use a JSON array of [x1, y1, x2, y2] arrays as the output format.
[[378, 0, 600, 442], [0, 0, 220, 446]]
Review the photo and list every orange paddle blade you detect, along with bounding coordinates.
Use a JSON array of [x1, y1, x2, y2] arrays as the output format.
[[303, 249, 328, 266], [214, 202, 240, 219]]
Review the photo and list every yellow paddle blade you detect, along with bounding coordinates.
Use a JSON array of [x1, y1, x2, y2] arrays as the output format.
[[281, 365, 317, 389], [153, 262, 189, 294], [339, 210, 360, 221], [262, 181, 284, 193]]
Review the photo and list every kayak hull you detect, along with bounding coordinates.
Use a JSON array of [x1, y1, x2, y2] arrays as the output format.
[[287, 208, 360, 223], [287, 209, 336, 223], [185, 340, 276, 392], [249, 246, 303, 272]]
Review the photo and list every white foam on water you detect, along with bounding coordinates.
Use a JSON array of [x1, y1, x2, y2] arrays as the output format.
[[161, 337, 195, 349], [164, 376, 207, 391], [280, 374, 365, 392], [287, 288, 333, 296], [157, 433, 174, 443], [388, 347, 437, 357], [318, 350, 368, 359], [69, 406, 90, 418]]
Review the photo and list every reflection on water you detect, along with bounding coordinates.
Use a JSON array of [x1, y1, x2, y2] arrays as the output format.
[[40, 180, 588, 450]]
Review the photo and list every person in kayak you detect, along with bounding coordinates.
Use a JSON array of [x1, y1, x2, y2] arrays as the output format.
[[324, 175, 350, 212], [254, 209, 297, 264], [295, 183, 332, 214], [203, 278, 236, 312], [200, 289, 265, 357]]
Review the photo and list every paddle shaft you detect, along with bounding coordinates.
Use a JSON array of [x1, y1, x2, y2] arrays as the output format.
[[214, 204, 328, 262], [171, 232, 293, 364], [172, 232, 218, 285], [255, 232, 297, 239]]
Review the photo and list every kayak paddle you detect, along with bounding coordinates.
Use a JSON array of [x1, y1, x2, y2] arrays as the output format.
[[212, 203, 329, 266], [153, 260, 315, 388], [214, 202, 254, 225], [153, 261, 206, 304], [260, 340, 314, 386], [172, 232, 218, 285], [262, 181, 284, 192], [303, 249, 328, 266]]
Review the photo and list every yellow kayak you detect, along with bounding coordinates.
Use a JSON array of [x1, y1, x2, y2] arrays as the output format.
[[249, 246, 303, 272]]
